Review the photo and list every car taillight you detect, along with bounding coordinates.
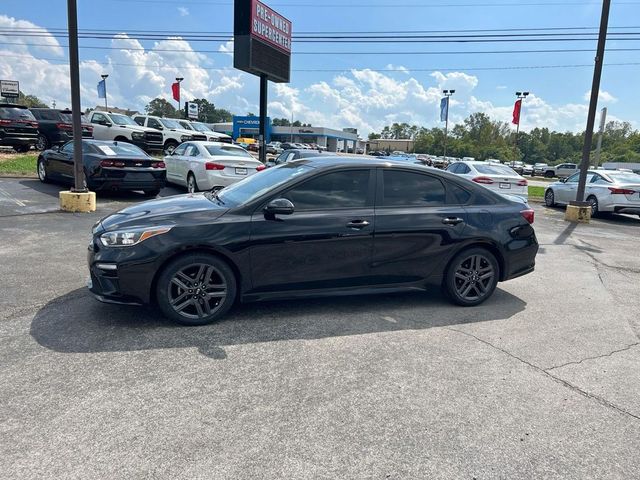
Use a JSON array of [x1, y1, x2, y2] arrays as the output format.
[[517, 179, 528, 186], [256, 164, 266, 171], [114, 161, 125, 167], [520, 209, 535, 224], [205, 162, 225, 171], [56, 123, 73, 131], [100, 160, 114, 167], [151, 162, 166, 168], [0, 119, 10, 126], [472, 176, 494, 184], [608, 187, 635, 195]]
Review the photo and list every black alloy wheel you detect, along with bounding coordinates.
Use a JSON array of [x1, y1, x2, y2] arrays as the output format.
[[36, 134, 50, 151], [544, 189, 555, 207], [587, 195, 599, 217], [156, 254, 236, 325], [445, 248, 498, 306]]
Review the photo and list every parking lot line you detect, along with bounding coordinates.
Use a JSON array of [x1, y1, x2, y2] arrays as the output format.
[[0, 184, 27, 207]]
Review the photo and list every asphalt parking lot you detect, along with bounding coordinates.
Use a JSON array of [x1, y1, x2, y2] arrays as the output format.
[[1, 178, 640, 479]]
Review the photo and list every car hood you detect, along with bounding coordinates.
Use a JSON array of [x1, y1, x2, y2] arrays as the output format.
[[114, 124, 158, 134], [166, 128, 195, 136], [95, 193, 228, 233]]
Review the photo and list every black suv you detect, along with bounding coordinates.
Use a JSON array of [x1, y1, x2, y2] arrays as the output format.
[[0, 104, 39, 152], [30, 108, 93, 151]]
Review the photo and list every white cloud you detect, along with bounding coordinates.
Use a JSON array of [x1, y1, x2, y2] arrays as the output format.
[[385, 64, 410, 75], [583, 89, 618, 103], [218, 38, 234, 57], [177, 6, 189, 16]]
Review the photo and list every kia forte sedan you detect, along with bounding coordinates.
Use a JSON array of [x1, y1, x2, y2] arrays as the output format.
[[88, 157, 538, 325]]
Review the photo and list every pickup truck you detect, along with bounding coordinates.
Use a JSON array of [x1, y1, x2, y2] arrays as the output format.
[[133, 115, 207, 154], [87, 111, 163, 153], [534, 162, 577, 178]]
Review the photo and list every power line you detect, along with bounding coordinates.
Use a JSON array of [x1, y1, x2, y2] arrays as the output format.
[[104, 0, 640, 6]]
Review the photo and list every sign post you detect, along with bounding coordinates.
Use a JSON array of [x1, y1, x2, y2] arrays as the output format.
[[234, 0, 291, 164]]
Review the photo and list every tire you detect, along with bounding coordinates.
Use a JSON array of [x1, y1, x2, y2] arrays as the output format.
[[544, 171, 555, 178], [35, 134, 50, 151], [587, 195, 599, 217], [164, 140, 178, 155], [144, 189, 161, 197], [14, 145, 30, 153], [187, 172, 198, 194], [544, 188, 555, 207], [156, 253, 237, 326], [444, 248, 499, 307], [37, 157, 50, 183], [114, 136, 130, 143]]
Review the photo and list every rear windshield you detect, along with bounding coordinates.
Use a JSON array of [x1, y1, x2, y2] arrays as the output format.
[[92, 142, 148, 157], [0, 107, 36, 121], [205, 145, 253, 158], [32, 109, 61, 121], [474, 164, 518, 176], [606, 172, 640, 183]]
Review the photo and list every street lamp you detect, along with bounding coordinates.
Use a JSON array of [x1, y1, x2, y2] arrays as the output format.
[[442, 89, 455, 158], [101, 74, 109, 111], [175, 77, 184, 112]]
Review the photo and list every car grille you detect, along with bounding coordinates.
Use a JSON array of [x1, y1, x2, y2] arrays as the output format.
[[191, 134, 207, 141], [145, 131, 163, 144]]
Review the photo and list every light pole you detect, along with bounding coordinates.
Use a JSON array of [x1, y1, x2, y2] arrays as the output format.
[[101, 74, 109, 111], [514, 91, 529, 154], [442, 89, 455, 159], [290, 107, 294, 142], [175, 77, 184, 112]]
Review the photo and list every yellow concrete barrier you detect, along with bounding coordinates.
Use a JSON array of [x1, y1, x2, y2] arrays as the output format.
[[59, 191, 96, 213], [565, 204, 591, 223]]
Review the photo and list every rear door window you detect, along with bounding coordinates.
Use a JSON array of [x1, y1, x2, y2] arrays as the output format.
[[284, 170, 371, 210], [382, 170, 446, 207]]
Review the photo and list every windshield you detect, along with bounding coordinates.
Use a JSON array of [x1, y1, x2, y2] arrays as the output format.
[[213, 164, 313, 207], [179, 121, 194, 130], [475, 164, 519, 176], [159, 118, 183, 129], [606, 172, 640, 184], [109, 114, 138, 126], [0, 107, 36, 121], [93, 142, 148, 157], [205, 145, 253, 158], [191, 122, 211, 132]]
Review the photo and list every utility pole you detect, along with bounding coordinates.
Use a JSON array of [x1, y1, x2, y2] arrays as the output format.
[[290, 108, 294, 142], [258, 75, 268, 164], [575, 0, 611, 206], [442, 89, 455, 158], [594, 107, 607, 167], [514, 91, 530, 155], [101, 74, 109, 111], [175, 77, 184, 112], [67, 0, 85, 192]]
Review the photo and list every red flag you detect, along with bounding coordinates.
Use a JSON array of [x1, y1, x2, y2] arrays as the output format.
[[171, 82, 180, 102], [512, 99, 522, 125]]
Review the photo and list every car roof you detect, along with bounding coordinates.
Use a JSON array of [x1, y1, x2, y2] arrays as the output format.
[[0, 103, 29, 109], [290, 156, 454, 170], [189, 141, 245, 146]]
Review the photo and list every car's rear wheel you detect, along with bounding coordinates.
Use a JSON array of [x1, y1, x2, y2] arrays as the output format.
[[587, 195, 599, 217], [187, 173, 198, 193], [156, 253, 236, 326], [544, 188, 555, 207], [37, 157, 49, 183], [444, 248, 499, 306], [36, 134, 50, 151], [164, 140, 178, 155], [14, 145, 30, 153]]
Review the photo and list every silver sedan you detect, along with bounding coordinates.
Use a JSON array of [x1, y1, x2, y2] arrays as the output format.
[[544, 170, 640, 217]]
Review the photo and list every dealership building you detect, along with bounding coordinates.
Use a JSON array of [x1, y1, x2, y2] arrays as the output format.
[[208, 116, 362, 152]]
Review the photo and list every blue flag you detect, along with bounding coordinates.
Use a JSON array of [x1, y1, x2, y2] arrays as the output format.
[[97, 79, 106, 99], [440, 96, 449, 122]]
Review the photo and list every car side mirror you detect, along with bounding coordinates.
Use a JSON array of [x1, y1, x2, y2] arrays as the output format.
[[52, 145, 60, 152], [561, 177, 567, 183], [104, 121, 112, 127], [264, 198, 294, 216]]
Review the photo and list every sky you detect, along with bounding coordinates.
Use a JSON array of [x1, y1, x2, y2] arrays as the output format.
[[1, 0, 639, 136]]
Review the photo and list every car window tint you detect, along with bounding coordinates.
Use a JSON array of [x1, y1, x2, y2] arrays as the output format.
[[191, 146, 201, 157], [33, 110, 60, 121], [62, 142, 74, 153], [460, 164, 471, 174], [447, 163, 459, 173], [173, 143, 188, 156], [183, 145, 195, 156], [204, 145, 252, 158], [148, 118, 162, 129], [285, 170, 370, 210], [133, 117, 144, 126], [566, 173, 580, 183], [447, 182, 472, 204], [91, 113, 107, 124], [474, 164, 518, 176], [383, 171, 446, 207]]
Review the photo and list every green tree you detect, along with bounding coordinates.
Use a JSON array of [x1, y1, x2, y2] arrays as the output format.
[[189, 98, 233, 123], [18, 91, 47, 108], [145, 98, 176, 117]]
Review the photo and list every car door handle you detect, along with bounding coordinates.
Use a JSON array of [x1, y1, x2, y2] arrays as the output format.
[[346, 220, 370, 229], [442, 217, 464, 226]]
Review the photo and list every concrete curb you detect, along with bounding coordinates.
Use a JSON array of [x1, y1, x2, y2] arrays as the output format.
[[0, 174, 37, 179]]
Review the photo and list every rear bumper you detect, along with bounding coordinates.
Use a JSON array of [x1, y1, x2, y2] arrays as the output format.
[[502, 236, 539, 281], [87, 170, 166, 191], [612, 205, 640, 215], [0, 135, 38, 147]]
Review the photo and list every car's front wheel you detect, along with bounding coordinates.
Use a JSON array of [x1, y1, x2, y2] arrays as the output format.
[[444, 248, 499, 306], [37, 157, 49, 183], [544, 189, 555, 207], [156, 253, 237, 326], [187, 173, 198, 194]]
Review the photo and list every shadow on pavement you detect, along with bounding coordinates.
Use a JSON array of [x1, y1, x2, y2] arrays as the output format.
[[31, 287, 526, 359]]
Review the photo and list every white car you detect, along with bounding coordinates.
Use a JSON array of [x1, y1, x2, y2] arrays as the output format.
[[87, 111, 164, 153], [165, 141, 265, 193], [544, 170, 640, 217], [446, 161, 528, 199]]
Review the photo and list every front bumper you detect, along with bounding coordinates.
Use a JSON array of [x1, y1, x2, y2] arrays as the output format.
[[131, 139, 164, 153]]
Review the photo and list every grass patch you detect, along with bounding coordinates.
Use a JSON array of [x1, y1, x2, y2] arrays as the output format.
[[529, 185, 545, 198], [0, 154, 37, 176]]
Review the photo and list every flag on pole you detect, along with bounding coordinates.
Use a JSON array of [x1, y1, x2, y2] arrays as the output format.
[[97, 79, 106, 99], [172, 82, 180, 102], [512, 99, 522, 125], [440, 96, 449, 122]]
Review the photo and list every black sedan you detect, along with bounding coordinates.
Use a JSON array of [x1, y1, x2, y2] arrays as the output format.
[[37, 140, 166, 196], [88, 157, 538, 326]]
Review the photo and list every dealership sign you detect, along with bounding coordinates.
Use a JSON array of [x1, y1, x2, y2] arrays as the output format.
[[0, 80, 19, 98], [234, 0, 291, 83], [186, 102, 199, 120]]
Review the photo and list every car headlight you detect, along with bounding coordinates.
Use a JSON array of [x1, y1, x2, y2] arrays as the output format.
[[180, 135, 192, 142], [131, 131, 145, 140], [100, 227, 172, 247]]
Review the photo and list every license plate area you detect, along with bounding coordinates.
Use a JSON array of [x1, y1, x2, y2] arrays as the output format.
[[499, 182, 511, 189], [235, 167, 247, 175]]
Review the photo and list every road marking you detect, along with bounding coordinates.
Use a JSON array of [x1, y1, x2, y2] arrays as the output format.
[[0, 185, 26, 207]]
